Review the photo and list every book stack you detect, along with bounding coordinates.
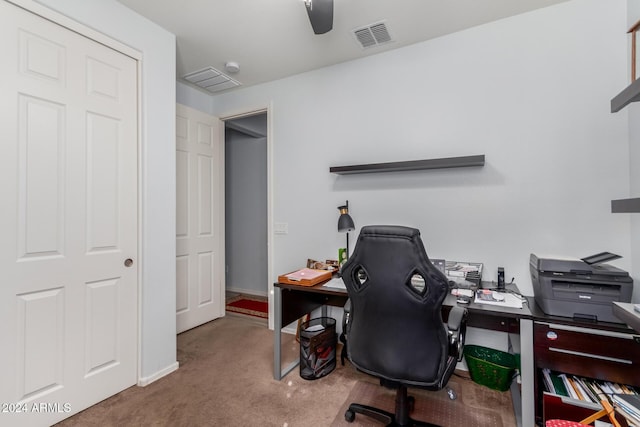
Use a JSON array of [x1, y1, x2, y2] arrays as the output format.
[[613, 394, 640, 426], [445, 261, 483, 286], [542, 368, 640, 426]]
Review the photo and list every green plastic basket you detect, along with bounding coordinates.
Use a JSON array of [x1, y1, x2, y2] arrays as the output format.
[[463, 345, 517, 392]]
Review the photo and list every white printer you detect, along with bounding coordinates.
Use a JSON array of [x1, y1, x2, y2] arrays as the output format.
[[529, 252, 633, 323]]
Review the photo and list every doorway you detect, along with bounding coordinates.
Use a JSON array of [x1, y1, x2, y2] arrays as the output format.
[[224, 113, 268, 303]]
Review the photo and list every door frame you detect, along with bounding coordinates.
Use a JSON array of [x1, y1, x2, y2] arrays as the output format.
[[220, 104, 274, 330], [7, 0, 143, 380]]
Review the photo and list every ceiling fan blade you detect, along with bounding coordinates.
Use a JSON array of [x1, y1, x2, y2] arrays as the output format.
[[305, 0, 333, 34]]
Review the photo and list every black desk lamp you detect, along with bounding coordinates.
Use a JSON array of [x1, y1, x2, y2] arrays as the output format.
[[337, 200, 355, 257]]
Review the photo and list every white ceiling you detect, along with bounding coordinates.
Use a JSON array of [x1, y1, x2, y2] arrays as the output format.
[[117, 0, 569, 94]]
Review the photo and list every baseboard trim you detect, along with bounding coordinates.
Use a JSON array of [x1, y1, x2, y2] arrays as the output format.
[[283, 325, 296, 335], [226, 286, 268, 298], [454, 367, 470, 376], [137, 361, 179, 387]]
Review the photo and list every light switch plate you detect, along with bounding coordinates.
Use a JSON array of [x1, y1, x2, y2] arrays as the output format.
[[274, 222, 288, 235]]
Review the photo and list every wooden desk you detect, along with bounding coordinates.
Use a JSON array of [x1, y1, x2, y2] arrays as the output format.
[[273, 280, 536, 426]]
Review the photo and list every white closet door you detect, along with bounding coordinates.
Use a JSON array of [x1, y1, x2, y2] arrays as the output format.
[[0, 2, 138, 425], [176, 104, 225, 333]]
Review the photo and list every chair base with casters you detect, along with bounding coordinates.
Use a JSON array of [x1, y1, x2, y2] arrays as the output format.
[[344, 381, 458, 427]]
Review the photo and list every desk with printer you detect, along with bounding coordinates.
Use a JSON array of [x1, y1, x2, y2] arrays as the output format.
[[274, 253, 639, 426], [529, 253, 640, 426]]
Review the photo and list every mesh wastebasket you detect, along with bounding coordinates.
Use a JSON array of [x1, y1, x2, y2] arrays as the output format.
[[299, 317, 337, 380]]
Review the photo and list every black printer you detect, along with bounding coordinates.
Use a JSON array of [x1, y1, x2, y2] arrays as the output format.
[[530, 252, 633, 323]]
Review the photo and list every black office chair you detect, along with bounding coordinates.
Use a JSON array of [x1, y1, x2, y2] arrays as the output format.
[[341, 225, 467, 427]]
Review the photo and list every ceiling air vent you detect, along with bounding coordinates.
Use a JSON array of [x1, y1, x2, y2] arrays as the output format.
[[183, 66, 240, 93], [353, 21, 393, 49]]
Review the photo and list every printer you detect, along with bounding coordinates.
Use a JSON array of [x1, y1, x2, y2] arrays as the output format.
[[530, 253, 633, 323]]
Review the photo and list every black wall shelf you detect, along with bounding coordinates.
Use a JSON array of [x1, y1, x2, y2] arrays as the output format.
[[611, 78, 640, 112], [611, 198, 640, 213], [329, 155, 485, 175]]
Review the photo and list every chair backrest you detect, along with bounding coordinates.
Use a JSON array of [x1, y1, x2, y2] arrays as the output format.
[[341, 225, 450, 387]]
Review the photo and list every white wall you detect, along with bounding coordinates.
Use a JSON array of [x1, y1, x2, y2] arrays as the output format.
[[34, 0, 178, 381], [628, 2, 640, 304], [210, 0, 631, 301], [177, 81, 214, 115]]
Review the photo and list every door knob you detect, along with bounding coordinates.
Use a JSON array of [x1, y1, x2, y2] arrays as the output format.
[[124, 258, 134, 267]]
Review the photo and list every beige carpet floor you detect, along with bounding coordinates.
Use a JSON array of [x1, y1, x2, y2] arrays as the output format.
[[56, 315, 517, 427]]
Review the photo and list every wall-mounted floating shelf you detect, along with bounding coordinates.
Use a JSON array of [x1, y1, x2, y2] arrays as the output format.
[[611, 198, 640, 213], [613, 20, 640, 112], [329, 155, 485, 175], [611, 78, 640, 112]]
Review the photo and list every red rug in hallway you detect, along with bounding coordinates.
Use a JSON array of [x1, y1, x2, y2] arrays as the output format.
[[226, 295, 268, 319]]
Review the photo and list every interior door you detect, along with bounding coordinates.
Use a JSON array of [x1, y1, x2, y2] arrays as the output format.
[[0, 2, 138, 425], [176, 104, 225, 333]]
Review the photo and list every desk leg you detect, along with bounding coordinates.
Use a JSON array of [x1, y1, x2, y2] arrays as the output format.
[[274, 286, 283, 380], [519, 318, 535, 427], [273, 287, 301, 381]]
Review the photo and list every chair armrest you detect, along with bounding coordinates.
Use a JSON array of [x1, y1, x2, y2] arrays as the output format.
[[341, 299, 351, 336], [447, 306, 466, 332], [447, 306, 468, 362]]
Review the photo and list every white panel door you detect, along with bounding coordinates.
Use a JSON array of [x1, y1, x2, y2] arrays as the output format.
[[176, 104, 225, 333], [0, 2, 138, 426]]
